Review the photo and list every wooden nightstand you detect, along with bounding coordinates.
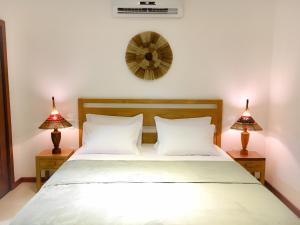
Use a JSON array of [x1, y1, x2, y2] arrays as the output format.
[[36, 149, 74, 191], [227, 150, 265, 184]]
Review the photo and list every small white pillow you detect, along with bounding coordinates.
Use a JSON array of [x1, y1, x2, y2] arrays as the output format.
[[155, 116, 216, 156], [82, 122, 140, 154], [86, 114, 143, 145]]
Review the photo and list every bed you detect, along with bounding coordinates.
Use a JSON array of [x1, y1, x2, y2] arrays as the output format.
[[11, 99, 299, 225]]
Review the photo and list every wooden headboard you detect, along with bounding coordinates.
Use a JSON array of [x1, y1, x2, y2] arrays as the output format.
[[78, 99, 223, 147]]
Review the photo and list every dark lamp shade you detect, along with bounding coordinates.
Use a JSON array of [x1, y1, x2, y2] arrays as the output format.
[[231, 100, 262, 131], [39, 112, 72, 129], [39, 97, 72, 130]]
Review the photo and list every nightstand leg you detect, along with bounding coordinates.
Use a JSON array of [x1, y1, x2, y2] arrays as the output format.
[[260, 169, 265, 185], [36, 160, 41, 191]]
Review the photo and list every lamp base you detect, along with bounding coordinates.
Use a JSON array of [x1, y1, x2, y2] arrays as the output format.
[[51, 128, 61, 154], [240, 129, 250, 156], [52, 147, 61, 154], [240, 149, 248, 155]]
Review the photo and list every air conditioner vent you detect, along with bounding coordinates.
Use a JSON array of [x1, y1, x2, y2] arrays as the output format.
[[112, 0, 184, 18], [117, 8, 178, 15]]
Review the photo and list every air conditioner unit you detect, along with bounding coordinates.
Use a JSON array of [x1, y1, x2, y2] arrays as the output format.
[[112, 0, 184, 18]]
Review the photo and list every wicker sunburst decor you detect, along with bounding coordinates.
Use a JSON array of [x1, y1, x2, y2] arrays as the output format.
[[125, 31, 173, 80]]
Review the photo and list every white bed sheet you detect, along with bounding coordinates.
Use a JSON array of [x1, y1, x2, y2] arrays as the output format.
[[69, 144, 233, 161]]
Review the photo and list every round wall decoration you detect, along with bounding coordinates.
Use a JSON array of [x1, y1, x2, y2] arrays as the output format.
[[125, 31, 173, 80]]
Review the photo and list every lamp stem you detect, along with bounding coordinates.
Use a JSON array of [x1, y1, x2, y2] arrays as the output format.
[[51, 127, 61, 154], [52, 96, 56, 110], [240, 127, 249, 155]]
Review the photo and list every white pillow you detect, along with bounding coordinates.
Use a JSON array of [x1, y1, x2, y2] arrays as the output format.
[[153, 116, 212, 126], [155, 116, 217, 156], [86, 114, 143, 145], [153, 116, 212, 148], [82, 122, 140, 154]]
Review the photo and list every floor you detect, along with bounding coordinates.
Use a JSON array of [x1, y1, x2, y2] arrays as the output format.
[[0, 183, 36, 225]]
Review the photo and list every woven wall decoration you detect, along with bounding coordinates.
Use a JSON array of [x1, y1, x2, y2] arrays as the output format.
[[125, 31, 173, 80]]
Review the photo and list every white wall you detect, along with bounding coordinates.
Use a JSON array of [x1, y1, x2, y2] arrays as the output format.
[[0, 0, 274, 179], [266, 0, 300, 209]]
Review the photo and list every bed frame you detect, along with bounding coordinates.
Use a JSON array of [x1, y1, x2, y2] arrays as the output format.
[[78, 99, 223, 147]]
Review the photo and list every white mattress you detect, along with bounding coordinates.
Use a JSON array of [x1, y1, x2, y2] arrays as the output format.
[[69, 144, 233, 161]]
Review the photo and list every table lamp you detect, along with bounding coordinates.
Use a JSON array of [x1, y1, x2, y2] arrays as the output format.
[[231, 99, 262, 155], [39, 97, 72, 154]]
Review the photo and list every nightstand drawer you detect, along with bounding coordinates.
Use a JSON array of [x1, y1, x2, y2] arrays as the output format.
[[39, 159, 65, 169], [238, 160, 264, 170]]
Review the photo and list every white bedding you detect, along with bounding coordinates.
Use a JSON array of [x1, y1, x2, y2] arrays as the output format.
[[69, 144, 233, 161]]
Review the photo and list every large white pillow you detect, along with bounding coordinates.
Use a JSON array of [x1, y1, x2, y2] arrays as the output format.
[[155, 116, 217, 156], [82, 122, 140, 154], [153, 116, 212, 126], [86, 114, 143, 145], [153, 116, 212, 148]]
